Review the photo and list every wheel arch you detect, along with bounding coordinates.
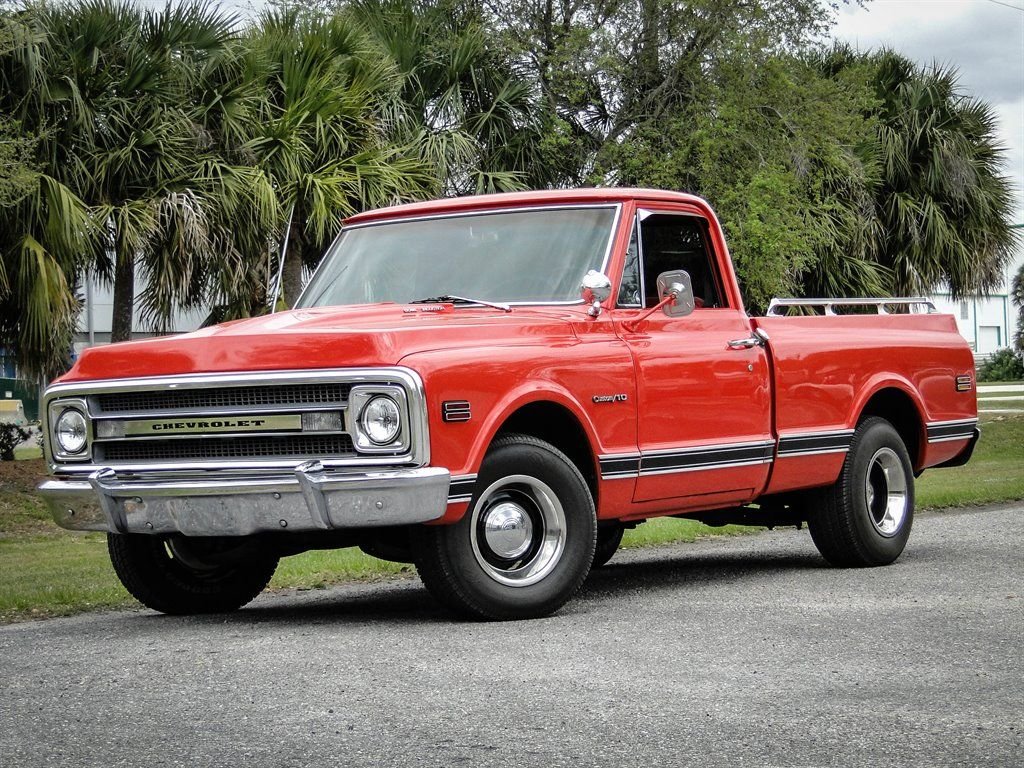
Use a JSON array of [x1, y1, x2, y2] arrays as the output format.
[[854, 384, 927, 471], [493, 400, 600, 506]]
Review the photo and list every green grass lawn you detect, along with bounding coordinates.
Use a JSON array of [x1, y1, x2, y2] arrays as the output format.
[[2, 413, 1020, 623], [916, 414, 1024, 508]]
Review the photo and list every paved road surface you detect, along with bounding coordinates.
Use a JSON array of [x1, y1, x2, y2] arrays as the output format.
[[2, 504, 1021, 767]]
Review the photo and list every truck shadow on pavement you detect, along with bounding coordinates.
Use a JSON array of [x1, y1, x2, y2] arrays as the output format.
[[160, 547, 831, 626], [582, 549, 825, 596]]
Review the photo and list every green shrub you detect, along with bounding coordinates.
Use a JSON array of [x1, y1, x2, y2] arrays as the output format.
[[0, 423, 30, 461], [977, 347, 1024, 382]]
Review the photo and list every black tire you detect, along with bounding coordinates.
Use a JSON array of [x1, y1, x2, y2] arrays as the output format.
[[808, 417, 914, 567], [414, 434, 597, 620], [592, 523, 625, 568], [107, 533, 279, 615]]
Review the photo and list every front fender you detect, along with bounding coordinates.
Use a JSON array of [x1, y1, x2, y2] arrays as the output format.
[[400, 340, 638, 520]]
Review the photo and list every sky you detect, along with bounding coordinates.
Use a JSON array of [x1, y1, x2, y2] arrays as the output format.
[[832, 0, 1024, 222]]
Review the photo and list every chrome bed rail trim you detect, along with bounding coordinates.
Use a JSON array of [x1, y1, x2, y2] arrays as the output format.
[[765, 297, 937, 316]]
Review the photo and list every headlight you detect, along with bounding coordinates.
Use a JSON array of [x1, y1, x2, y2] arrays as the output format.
[[55, 408, 88, 455], [359, 396, 401, 445]]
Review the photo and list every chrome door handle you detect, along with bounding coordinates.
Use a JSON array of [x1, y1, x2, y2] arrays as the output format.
[[728, 328, 769, 350], [728, 337, 759, 349]]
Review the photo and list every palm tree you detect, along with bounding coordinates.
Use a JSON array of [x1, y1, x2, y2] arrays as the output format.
[[868, 51, 1018, 299], [0, 8, 92, 378], [2, 0, 277, 352], [231, 8, 434, 308], [1013, 260, 1023, 354], [349, 0, 544, 197], [33, 0, 261, 342]]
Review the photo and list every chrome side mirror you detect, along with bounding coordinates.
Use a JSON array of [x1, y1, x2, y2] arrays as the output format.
[[580, 270, 612, 317], [656, 270, 695, 317]]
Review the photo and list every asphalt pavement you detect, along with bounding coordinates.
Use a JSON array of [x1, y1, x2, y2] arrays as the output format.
[[1, 504, 1021, 768]]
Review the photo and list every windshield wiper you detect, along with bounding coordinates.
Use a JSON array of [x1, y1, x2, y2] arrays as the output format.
[[409, 295, 512, 312]]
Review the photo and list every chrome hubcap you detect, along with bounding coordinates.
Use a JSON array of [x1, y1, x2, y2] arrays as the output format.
[[865, 447, 908, 537], [482, 502, 534, 560], [470, 474, 566, 587]]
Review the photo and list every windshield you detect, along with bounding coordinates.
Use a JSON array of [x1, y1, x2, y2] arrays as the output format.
[[296, 206, 618, 308]]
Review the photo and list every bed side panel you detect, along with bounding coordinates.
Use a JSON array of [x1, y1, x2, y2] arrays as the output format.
[[754, 313, 977, 495]]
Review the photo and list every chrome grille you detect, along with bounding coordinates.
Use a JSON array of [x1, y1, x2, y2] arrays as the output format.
[[98, 435, 356, 462], [93, 383, 352, 415]]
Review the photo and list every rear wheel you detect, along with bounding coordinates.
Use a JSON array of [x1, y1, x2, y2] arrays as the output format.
[[808, 417, 914, 567], [108, 534, 279, 615], [414, 434, 596, 620]]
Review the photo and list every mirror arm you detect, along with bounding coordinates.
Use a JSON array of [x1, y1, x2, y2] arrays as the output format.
[[622, 293, 676, 333]]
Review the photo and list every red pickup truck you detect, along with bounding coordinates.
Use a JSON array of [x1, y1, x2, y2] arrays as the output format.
[[39, 189, 979, 620]]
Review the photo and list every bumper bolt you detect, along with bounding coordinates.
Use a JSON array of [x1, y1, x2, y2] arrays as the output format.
[[375, 500, 384, 510], [145, 522, 153, 530], [273, 492, 281, 500], [279, 519, 288, 528]]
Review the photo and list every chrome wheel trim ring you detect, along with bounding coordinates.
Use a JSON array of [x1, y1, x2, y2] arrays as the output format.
[[865, 447, 908, 537], [470, 474, 567, 587]]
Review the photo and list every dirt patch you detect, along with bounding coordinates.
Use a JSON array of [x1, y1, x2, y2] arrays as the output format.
[[0, 458, 54, 536], [0, 458, 48, 494]]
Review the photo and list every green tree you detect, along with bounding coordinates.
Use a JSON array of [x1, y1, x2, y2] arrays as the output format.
[[595, 49, 886, 310], [350, 0, 544, 195], [231, 8, 433, 308], [487, 0, 836, 188], [862, 50, 1019, 299], [1, 0, 272, 347], [39, 0, 263, 342], [0, 8, 92, 378], [0, 116, 35, 207], [1013, 258, 1023, 354]]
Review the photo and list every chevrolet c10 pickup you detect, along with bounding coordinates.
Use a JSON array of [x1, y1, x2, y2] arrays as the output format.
[[39, 188, 979, 620]]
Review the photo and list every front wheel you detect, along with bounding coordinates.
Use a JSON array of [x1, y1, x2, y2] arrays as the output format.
[[592, 523, 625, 568], [414, 434, 597, 620], [108, 534, 279, 615], [808, 417, 914, 567]]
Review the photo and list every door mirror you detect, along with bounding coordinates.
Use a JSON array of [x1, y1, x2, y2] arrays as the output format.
[[580, 270, 613, 317], [656, 270, 695, 317]]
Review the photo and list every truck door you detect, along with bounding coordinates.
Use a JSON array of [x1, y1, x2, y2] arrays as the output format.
[[614, 208, 773, 507]]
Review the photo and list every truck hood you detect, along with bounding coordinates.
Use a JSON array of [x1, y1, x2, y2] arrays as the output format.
[[61, 304, 582, 382]]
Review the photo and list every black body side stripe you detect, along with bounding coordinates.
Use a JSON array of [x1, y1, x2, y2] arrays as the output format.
[[598, 442, 774, 480], [641, 442, 774, 473], [777, 430, 855, 457], [926, 419, 978, 442], [588, 419, 972, 482], [447, 474, 477, 504], [599, 455, 641, 477]]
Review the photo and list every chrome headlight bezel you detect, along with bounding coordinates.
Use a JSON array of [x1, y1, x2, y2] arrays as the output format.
[[48, 399, 91, 461], [349, 385, 410, 454]]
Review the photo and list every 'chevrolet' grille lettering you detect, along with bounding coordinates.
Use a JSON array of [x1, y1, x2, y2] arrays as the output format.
[[152, 419, 267, 431]]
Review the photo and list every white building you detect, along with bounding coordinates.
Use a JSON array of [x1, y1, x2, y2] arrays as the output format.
[[73, 271, 210, 356], [929, 224, 1024, 359]]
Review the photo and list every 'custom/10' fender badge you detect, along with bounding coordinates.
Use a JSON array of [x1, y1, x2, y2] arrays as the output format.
[[592, 394, 629, 404]]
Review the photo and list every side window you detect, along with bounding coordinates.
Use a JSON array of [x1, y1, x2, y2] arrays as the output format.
[[617, 221, 641, 307], [638, 213, 723, 309]]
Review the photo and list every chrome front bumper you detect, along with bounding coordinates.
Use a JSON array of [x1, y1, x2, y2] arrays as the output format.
[[39, 462, 451, 536]]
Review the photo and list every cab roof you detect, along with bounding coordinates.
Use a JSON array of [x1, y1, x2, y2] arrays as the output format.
[[343, 188, 707, 225]]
